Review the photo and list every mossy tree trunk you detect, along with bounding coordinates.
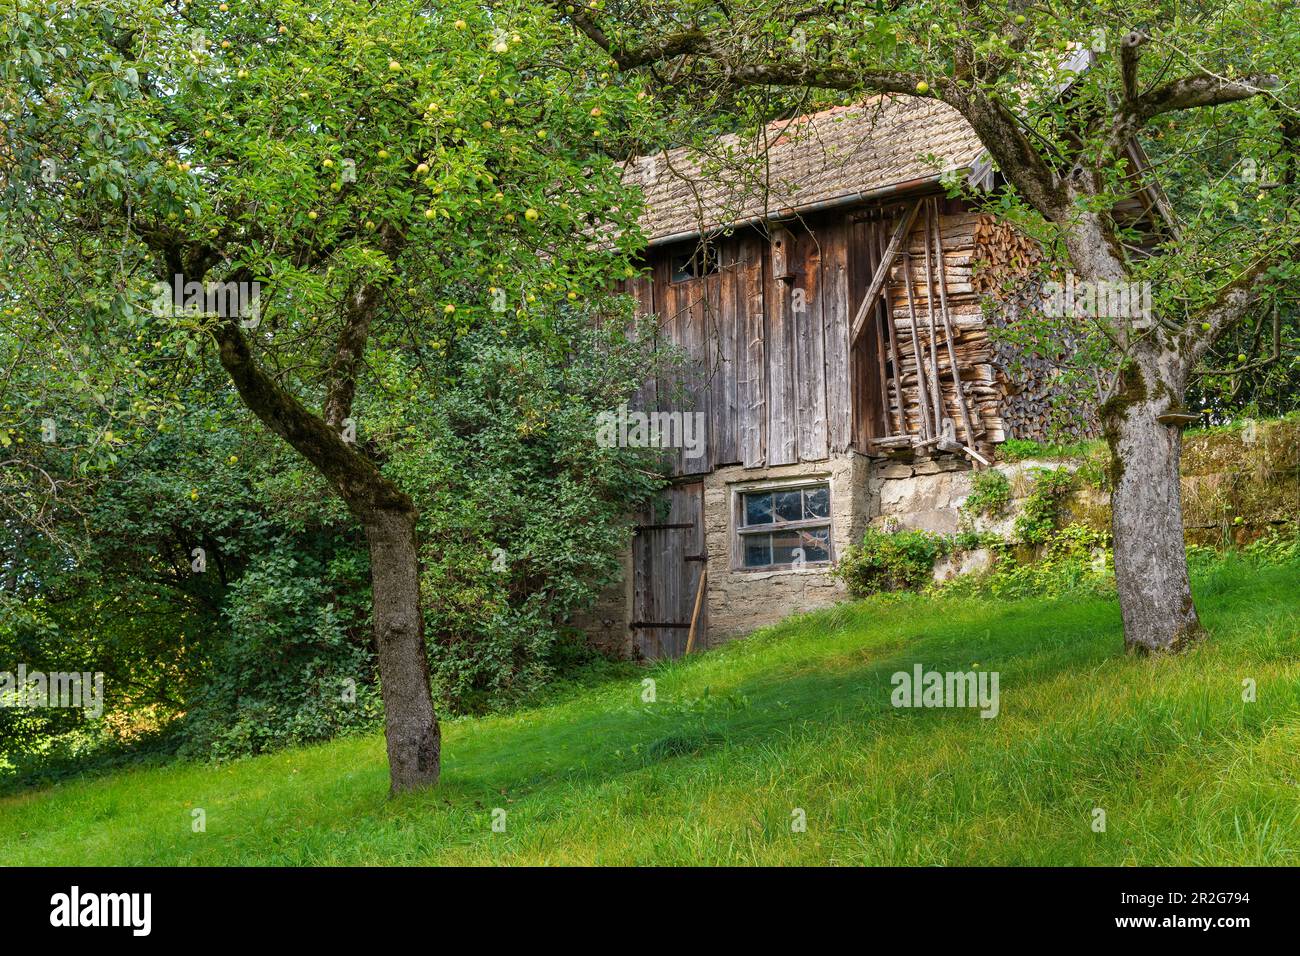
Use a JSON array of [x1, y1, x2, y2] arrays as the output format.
[[1103, 361, 1203, 653]]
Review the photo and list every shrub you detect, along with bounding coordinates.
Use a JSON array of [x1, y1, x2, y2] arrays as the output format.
[[1013, 467, 1077, 545], [939, 523, 1114, 600], [959, 469, 1012, 532], [177, 547, 382, 761], [833, 527, 951, 598], [385, 315, 669, 714]]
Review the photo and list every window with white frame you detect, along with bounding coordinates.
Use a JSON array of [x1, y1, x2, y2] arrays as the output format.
[[736, 482, 832, 569]]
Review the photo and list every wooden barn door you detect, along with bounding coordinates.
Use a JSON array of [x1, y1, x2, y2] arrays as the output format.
[[631, 481, 707, 659]]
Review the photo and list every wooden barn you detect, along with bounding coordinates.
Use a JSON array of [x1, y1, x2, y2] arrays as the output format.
[[581, 93, 1161, 659]]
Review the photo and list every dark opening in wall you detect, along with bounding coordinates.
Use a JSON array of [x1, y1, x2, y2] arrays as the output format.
[[671, 244, 719, 282]]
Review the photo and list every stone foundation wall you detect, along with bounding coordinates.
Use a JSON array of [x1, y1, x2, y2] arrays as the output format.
[[701, 453, 874, 646], [582, 421, 1297, 657], [871, 455, 1094, 540], [872, 456, 973, 535]]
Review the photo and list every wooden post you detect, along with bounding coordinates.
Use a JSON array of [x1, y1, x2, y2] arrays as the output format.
[[872, 222, 893, 438], [921, 199, 944, 437], [902, 253, 933, 441], [684, 569, 707, 655], [850, 201, 921, 345], [931, 200, 978, 448]]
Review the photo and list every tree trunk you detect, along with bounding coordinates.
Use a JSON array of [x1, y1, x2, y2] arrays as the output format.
[[210, 322, 441, 794], [1104, 369, 1204, 654], [364, 505, 440, 793]]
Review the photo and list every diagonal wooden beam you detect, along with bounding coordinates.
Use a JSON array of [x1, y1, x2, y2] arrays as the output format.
[[850, 200, 922, 345]]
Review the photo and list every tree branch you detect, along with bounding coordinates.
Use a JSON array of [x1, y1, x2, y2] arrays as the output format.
[[210, 320, 411, 518], [1132, 71, 1280, 123], [1119, 29, 1147, 104], [322, 224, 406, 429], [1182, 257, 1283, 370]]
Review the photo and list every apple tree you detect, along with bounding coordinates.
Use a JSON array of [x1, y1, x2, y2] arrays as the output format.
[[1, 0, 652, 791]]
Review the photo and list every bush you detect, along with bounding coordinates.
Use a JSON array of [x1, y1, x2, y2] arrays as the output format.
[[177, 547, 382, 760], [833, 527, 951, 598], [973, 524, 1113, 600], [383, 314, 668, 714], [1013, 467, 1077, 545]]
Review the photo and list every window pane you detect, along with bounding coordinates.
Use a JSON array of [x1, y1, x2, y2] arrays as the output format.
[[771, 529, 803, 565], [774, 490, 803, 522], [804, 485, 830, 519], [671, 253, 694, 282], [800, 527, 831, 562], [744, 492, 773, 526], [743, 533, 771, 567]]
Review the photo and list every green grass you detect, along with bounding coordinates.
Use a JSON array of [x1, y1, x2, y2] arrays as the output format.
[[3, 553, 1299, 866]]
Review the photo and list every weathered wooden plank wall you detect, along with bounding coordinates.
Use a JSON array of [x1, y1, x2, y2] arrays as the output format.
[[623, 195, 1008, 474], [822, 219, 853, 455]]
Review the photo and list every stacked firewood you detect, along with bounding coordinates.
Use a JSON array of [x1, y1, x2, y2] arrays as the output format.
[[874, 207, 1003, 457], [971, 214, 1042, 296], [971, 215, 1102, 444]]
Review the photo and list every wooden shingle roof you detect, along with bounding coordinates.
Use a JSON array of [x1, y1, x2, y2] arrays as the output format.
[[624, 97, 986, 245]]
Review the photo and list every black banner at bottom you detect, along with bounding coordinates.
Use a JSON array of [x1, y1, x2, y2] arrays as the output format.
[[0, 866, 1287, 941]]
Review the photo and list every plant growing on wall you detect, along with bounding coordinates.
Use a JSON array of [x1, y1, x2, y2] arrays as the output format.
[[833, 527, 951, 597], [1014, 468, 1077, 546], [958, 469, 1012, 532]]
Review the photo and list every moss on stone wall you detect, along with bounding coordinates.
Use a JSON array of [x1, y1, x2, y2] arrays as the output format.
[[1179, 416, 1300, 545], [1055, 415, 1299, 544]]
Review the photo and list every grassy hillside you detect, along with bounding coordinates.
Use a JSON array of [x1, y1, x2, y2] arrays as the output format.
[[3, 552, 1298, 866]]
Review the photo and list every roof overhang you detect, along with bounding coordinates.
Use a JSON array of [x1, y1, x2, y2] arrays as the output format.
[[645, 163, 991, 249]]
